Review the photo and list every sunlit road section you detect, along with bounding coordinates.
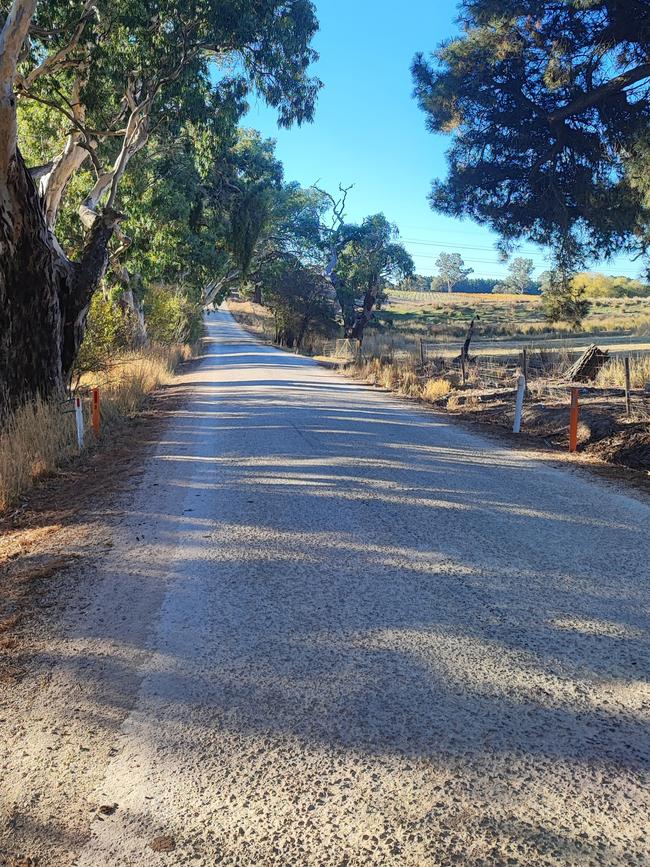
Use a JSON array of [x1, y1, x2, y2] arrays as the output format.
[[7, 310, 650, 865]]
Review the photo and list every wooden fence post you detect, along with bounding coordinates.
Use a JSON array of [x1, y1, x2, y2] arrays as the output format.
[[624, 356, 632, 417], [569, 388, 580, 453], [419, 338, 425, 367], [92, 387, 101, 438], [461, 356, 467, 386]]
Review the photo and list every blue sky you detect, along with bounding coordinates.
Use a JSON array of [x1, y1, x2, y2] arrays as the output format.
[[247, 0, 643, 281]]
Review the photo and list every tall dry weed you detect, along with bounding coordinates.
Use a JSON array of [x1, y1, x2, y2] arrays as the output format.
[[0, 344, 190, 511], [596, 356, 650, 389]]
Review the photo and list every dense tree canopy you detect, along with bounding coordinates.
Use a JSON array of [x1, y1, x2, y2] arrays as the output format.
[[412, 0, 650, 273], [0, 0, 321, 415], [333, 214, 414, 340]]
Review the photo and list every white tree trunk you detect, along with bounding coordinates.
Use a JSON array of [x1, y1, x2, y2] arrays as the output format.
[[0, 0, 37, 181], [40, 133, 91, 228]]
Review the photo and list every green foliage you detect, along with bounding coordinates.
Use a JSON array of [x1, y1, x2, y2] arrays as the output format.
[[496, 257, 535, 294], [541, 271, 591, 328], [9, 0, 323, 381], [334, 214, 414, 337], [263, 260, 338, 349], [433, 252, 473, 293], [397, 274, 433, 293], [143, 285, 203, 345], [73, 292, 133, 377], [574, 272, 650, 299], [456, 277, 499, 294], [412, 0, 650, 270]]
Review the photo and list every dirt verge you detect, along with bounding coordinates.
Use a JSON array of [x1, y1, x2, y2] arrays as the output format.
[[0, 375, 192, 689]]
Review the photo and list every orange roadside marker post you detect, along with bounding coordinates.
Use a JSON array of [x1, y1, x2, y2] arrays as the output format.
[[92, 387, 101, 438], [569, 387, 579, 453]]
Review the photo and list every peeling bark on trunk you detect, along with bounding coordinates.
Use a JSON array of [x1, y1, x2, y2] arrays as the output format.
[[40, 133, 90, 228], [0, 149, 118, 417], [0, 149, 69, 413]]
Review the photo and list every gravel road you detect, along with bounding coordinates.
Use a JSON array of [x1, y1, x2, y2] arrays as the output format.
[[2, 310, 649, 866]]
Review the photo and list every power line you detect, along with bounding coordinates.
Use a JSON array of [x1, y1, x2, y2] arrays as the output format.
[[402, 238, 540, 253], [404, 243, 639, 271], [397, 230, 645, 275], [408, 257, 643, 277]]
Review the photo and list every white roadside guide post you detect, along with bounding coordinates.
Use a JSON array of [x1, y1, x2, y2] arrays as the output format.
[[74, 396, 84, 449], [512, 372, 526, 434]]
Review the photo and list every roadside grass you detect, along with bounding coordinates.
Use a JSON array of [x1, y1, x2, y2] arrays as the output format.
[[422, 378, 452, 401], [0, 345, 191, 512], [80, 345, 191, 422], [351, 358, 455, 405], [596, 355, 650, 389], [227, 299, 275, 342]]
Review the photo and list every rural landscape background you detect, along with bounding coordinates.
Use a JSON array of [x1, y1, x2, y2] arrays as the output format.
[[1, 0, 649, 865]]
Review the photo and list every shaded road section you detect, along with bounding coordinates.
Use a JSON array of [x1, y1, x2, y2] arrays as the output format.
[[2, 310, 649, 866]]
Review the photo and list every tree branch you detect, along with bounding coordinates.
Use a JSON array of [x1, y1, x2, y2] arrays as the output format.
[[15, 0, 96, 93], [548, 63, 650, 124]]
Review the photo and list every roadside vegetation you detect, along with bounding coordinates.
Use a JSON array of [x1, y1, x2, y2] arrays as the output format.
[[344, 347, 650, 472], [0, 275, 202, 511], [0, 340, 192, 512]]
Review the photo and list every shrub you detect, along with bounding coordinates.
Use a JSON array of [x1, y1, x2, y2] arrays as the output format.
[[422, 378, 452, 401], [74, 293, 125, 379], [143, 284, 203, 345]]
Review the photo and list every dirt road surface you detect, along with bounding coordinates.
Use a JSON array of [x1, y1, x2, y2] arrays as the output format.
[[2, 310, 649, 866]]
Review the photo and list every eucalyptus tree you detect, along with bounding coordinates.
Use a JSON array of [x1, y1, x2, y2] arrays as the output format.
[[434, 251, 473, 293], [497, 257, 535, 294], [333, 214, 414, 341], [412, 0, 650, 290], [0, 0, 320, 415], [203, 131, 333, 307]]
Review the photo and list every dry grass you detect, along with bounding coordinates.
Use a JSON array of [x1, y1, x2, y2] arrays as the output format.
[[227, 299, 275, 342], [0, 344, 190, 512], [349, 358, 455, 405], [422, 378, 452, 401], [80, 345, 190, 423], [596, 355, 650, 389], [0, 397, 77, 511]]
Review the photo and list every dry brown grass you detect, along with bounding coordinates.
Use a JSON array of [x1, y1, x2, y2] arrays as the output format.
[[227, 299, 275, 342], [349, 358, 455, 406], [81, 345, 190, 423], [596, 355, 650, 389], [0, 397, 77, 512], [0, 344, 190, 512], [422, 378, 452, 401]]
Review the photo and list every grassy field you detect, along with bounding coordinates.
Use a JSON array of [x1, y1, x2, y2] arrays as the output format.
[[381, 290, 650, 337], [365, 290, 650, 361]]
